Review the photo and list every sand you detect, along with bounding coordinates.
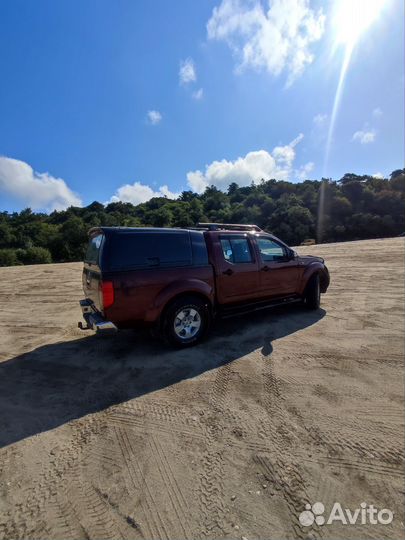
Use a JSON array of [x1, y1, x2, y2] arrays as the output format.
[[0, 237, 403, 540]]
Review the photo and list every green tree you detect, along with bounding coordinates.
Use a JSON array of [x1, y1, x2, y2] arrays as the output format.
[[17, 247, 52, 265], [0, 249, 20, 267]]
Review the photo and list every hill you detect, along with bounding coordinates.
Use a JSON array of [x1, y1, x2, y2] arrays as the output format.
[[0, 169, 404, 266]]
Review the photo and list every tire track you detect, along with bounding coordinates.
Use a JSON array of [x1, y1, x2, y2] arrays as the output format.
[[108, 411, 205, 442], [0, 417, 103, 540], [197, 363, 232, 537], [115, 425, 170, 540], [258, 354, 321, 539], [114, 426, 159, 539], [149, 436, 190, 539], [254, 454, 319, 540], [67, 478, 123, 540], [124, 430, 170, 540], [307, 456, 404, 478]]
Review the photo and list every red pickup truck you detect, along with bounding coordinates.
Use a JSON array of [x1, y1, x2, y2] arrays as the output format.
[[79, 223, 329, 347]]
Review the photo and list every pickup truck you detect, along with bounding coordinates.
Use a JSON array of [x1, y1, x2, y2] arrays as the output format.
[[79, 223, 329, 347]]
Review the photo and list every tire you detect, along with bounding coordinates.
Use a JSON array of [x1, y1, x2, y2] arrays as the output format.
[[303, 273, 321, 310], [162, 295, 211, 347]]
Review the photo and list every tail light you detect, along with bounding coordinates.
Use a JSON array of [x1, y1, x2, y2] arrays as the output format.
[[100, 281, 114, 309]]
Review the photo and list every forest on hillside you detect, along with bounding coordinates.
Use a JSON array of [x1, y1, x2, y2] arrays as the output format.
[[0, 169, 404, 266]]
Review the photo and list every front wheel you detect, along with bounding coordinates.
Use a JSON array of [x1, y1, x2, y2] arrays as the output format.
[[162, 296, 211, 347], [303, 274, 321, 310]]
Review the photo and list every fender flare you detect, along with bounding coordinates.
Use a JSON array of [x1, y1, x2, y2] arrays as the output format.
[[144, 279, 214, 322], [298, 263, 325, 296]]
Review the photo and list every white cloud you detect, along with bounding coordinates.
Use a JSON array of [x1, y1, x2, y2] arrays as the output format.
[[372, 172, 384, 179], [192, 88, 204, 100], [313, 113, 327, 127], [311, 113, 328, 145], [372, 107, 383, 118], [0, 156, 81, 211], [187, 133, 304, 193], [207, 0, 325, 86], [179, 58, 196, 85], [147, 110, 162, 125], [352, 129, 376, 144], [296, 161, 314, 180], [108, 182, 179, 206]]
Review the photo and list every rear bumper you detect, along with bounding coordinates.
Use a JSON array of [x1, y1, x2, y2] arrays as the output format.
[[78, 299, 117, 333]]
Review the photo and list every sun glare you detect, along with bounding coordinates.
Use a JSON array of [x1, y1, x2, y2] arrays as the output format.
[[323, 0, 388, 176], [333, 0, 387, 48]]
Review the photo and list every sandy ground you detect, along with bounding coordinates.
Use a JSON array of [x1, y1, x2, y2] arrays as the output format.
[[0, 237, 403, 540]]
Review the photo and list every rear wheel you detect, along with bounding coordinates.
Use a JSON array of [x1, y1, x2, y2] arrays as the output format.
[[163, 296, 210, 347], [304, 273, 321, 310]]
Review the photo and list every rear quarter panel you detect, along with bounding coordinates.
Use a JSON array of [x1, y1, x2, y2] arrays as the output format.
[[104, 266, 215, 327]]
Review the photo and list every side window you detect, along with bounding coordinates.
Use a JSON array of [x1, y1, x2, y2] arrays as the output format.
[[257, 237, 286, 262], [220, 238, 233, 262], [190, 231, 209, 266], [107, 232, 192, 270], [220, 237, 253, 264], [85, 234, 103, 264]]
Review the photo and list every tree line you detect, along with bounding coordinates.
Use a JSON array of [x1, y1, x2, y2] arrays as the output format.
[[0, 169, 404, 266]]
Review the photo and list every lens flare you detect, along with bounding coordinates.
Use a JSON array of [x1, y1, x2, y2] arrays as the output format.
[[319, 0, 388, 240], [323, 0, 388, 176], [334, 0, 387, 48]]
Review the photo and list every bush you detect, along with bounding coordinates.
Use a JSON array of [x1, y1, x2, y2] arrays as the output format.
[[17, 247, 53, 265], [0, 248, 20, 267]]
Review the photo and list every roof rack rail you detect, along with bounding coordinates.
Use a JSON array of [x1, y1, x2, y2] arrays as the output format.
[[196, 222, 262, 232]]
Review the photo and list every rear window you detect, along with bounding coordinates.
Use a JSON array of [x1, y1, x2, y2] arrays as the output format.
[[106, 231, 193, 270], [190, 231, 209, 266], [85, 234, 103, 264]]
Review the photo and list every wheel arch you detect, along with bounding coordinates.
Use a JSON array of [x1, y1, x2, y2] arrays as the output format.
[[144, 280, 214, 324], [299, 264, 323, 296]]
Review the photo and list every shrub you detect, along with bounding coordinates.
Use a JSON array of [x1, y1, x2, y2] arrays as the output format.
[[0, 248, 20, 267], [17, 247, 53, 265]]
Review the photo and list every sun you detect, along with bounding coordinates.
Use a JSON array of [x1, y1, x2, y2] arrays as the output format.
[[333, 0, 387, 49]]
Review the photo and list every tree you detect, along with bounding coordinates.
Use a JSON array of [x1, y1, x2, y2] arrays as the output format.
[[0, 168, 404, 266], [0, 222, 15, 247], [60, 217, 88, 260], [149, 206, 173, 227], [17, 247, 52, 265], [0, 249, 20, 267]]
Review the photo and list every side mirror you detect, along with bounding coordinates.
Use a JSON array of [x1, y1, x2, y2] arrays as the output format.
[[286, 249, 295, 260]]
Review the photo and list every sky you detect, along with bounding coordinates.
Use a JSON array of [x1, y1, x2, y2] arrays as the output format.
[[0, 0, 404, 212]]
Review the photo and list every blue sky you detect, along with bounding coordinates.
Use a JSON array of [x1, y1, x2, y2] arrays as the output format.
[[0, 0, 403, 212]]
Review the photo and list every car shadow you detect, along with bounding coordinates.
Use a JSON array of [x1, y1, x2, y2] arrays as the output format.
[[0, 304, 325, 448]]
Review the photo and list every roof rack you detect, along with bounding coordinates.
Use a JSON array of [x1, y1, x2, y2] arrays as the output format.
[[196, 222, 263, 232]]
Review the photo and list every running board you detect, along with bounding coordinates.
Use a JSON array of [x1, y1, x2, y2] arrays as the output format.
[[218, 296, 301, 319]]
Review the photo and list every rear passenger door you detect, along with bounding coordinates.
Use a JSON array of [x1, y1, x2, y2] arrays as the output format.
[[254, 236, 300, 297], [215, 235, 260, 304]]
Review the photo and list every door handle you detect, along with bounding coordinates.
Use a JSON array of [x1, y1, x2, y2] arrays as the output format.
[[222, 268, 234, 276], [261, 265, 270, 272]]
